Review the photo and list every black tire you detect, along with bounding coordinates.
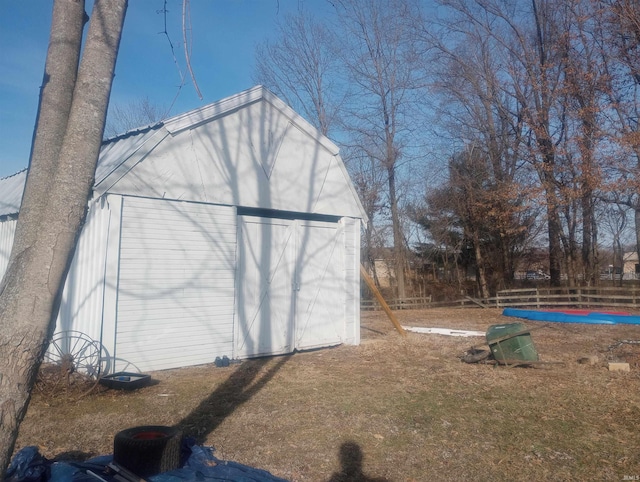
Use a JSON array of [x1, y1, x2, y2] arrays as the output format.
[[461, 348, 491, 364], [113, 425, 182, 477]]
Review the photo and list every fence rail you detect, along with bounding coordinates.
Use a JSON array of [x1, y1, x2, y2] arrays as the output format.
[[361, 296, 487, 311], [495, 287, 640, 310], [361, 296, 433, 311], [361, 287, 640, 311]]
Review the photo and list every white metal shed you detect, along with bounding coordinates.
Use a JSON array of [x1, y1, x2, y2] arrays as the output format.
[[0, 86, 366, 374]]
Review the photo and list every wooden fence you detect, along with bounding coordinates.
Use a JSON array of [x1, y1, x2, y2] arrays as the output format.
[[361, 296, 486, 311], [494, 287, 640, 310], [361, 296, 433, 311], [361, 287, 640, 311]]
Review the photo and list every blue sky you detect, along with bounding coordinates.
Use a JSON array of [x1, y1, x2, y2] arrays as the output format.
[[0, 1, 335, 179]]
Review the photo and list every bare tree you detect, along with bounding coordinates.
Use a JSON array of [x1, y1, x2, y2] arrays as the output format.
[[254, 10, 343, 136], [439, 0, 610, 287], [554, 1, 609, 285], [0, 0, 127, 473], [342, 145, 387, 285], [600, 0, 640, 270], [502, 0, 567, 286], [105, 96, 168, 138], [253, 9, 396, 287], [429, 7, 538, 293], [251, 0, 636, 295], [335, 0, 428, 299], [253, 1, 430, 299]]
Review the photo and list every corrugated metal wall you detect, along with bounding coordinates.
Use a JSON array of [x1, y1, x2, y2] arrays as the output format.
[[1, 200, 112, 371], [55, 198, 112, 346], [115, 197, 237, 372], [0, 217, 17, 279], [0, 202, 111, 325]]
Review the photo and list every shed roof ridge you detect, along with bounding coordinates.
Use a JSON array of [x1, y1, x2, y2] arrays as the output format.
[[0, 167, 27, 181], [162, 85, 266, 134], [102, 121, 165, 146]]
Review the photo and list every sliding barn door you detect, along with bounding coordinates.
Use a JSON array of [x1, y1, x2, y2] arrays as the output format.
[[295, 220, 345, 349], [116, 198, 237, 372], [236, 217, 296, 358], [236, 216, 344, 358]]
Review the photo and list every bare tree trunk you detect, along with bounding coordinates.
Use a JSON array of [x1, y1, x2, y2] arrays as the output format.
[[537, 152, 564, 286], [0, 1, 127, 474], [388, 166, 406, 299], [614, 234, 624, 288], [582, 194, 597, 285], [548, 202, 564, 286], [471, 231, 489, 300], [14, 0, 86, 257], [578, 114, 597, 286], [499, 232, 513, 290]]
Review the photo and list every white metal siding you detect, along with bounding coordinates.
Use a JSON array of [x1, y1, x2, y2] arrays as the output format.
[[0, 218, 17, 280], [55, 199, 112, 345], [1, 200, 112, 370], [342, 217, 361, 345], [116, 197, 237, 372]]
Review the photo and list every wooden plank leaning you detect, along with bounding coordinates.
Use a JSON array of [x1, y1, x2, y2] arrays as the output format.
[[360, 264, 406, 337]]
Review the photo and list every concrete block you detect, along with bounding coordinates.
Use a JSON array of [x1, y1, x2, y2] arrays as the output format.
[[608, 362, 630, 372]]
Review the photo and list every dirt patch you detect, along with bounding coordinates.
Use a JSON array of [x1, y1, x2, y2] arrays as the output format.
[[15, 308, 640, 481]]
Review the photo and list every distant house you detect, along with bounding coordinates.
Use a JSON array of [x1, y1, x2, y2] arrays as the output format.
[[0, 86, 367, 373]]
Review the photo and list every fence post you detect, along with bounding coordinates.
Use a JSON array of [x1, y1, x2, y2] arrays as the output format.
[[536, 289, 540, 309], [578, 288, 582, 309]]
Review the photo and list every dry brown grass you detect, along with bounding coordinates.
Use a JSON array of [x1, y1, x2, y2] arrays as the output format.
[[15, 308, 640, 481]]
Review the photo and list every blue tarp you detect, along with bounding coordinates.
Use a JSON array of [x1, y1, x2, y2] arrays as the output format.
[[5, 440, 289, 482]]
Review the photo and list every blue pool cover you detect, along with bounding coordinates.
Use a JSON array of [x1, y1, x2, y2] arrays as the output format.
[[502, 308, 640, 325]]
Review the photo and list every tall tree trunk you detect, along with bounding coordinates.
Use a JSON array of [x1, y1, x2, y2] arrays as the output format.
[[614, 234, 624, 287], [537, 138, 563, 287], [582, 193, 596, 285], [14, 0, 86, 257], [471, 231, 489, 299], [0, 1, 127, 474], [388, 166, 406, 299], [363, 223, 381, 288], [499, 232, 513, 290], [577, 102, 598, 286], [547, 204, 564, 286]]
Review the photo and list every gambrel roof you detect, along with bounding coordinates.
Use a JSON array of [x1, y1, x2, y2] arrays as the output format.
[[0, 86, 367, 222]]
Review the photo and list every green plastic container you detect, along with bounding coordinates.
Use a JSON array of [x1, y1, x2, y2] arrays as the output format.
[[486, 322, 538, 364]]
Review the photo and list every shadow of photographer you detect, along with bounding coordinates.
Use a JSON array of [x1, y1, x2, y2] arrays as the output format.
[[327, 441, 389, 482]]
